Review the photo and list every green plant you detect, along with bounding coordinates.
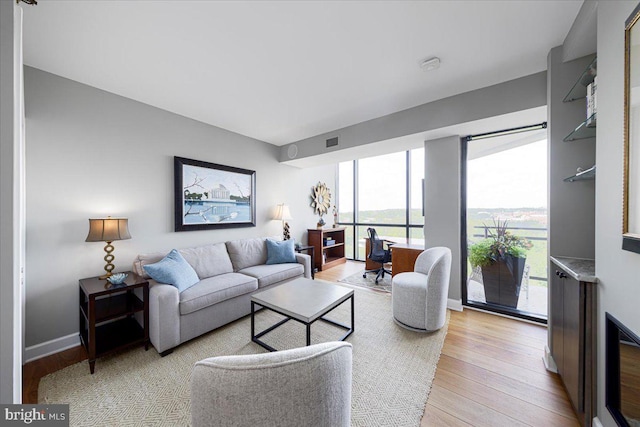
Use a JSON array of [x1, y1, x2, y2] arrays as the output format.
[[469, 220, 532, 268]]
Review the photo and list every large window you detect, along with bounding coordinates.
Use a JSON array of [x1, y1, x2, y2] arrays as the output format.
[[338, 148, 424, 260]]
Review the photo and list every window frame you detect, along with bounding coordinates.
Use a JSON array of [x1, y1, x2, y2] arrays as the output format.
[[337, 149, 424, 261]]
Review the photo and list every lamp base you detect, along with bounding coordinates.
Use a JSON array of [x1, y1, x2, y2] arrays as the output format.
[[100, 241, 116, 279]]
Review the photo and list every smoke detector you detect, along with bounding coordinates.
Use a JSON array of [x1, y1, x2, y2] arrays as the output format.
[[420, 57, 441, 71]]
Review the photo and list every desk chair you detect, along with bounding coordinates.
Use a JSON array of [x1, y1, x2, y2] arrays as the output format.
[[363, 227, 392, 284]]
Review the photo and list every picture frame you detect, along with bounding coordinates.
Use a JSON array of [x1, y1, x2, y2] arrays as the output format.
[[623, 2, 640, 253], [605, 312, 640, 427], [174, 156, 256, 231]]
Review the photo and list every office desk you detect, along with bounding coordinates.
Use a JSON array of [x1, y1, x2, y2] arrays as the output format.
[[389, 243, 424, 276], [364, 238, 424, 276]]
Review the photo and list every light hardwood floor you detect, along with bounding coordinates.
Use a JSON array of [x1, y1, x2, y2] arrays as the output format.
[[23, 261, 579, 426], [317, 261, 578, 427]]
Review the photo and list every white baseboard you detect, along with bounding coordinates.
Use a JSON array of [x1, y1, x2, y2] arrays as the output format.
[[543, 345, 558, 373], [447, 298, 463, 312], [592, 417, 603, 427], [24, 333, 80, 364]]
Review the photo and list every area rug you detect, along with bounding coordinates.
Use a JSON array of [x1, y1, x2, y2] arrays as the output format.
[[39, 283, 449, 427], [339, 269, 393, 293]]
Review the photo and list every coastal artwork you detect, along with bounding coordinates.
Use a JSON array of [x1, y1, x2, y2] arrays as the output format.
[[174, 157, 256, 231]]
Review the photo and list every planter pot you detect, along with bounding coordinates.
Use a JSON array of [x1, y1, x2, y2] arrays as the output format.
[[480, 255, 526, 308]]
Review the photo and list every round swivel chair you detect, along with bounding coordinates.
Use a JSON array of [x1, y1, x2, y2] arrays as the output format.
[[391, 247, 451, 332]]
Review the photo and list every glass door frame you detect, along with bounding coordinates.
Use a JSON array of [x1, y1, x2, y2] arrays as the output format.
[[460, 124, 548, 324]]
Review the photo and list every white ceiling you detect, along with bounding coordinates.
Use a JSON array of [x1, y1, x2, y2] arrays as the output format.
[[21, 1, 582, 146]]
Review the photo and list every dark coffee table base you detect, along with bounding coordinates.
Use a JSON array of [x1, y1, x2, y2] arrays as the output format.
[[251, 294, 354, 352]]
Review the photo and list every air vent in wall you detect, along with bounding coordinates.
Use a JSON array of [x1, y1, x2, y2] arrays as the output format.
[[326, 137, 339, 148]]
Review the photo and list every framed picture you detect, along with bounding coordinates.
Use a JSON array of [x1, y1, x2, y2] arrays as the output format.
[[174, 156, 256, 231]]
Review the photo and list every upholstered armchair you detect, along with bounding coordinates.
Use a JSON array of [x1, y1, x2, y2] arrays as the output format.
[[391, 246, 452, 331], [191, 341, 353, 427]]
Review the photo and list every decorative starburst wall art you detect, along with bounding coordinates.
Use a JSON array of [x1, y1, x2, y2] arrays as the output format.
[[310, 182, 331, 217]]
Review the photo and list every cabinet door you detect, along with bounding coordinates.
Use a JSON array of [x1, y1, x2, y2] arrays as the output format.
[[550, 267, 564, 376], [562, 275, 582, 412]]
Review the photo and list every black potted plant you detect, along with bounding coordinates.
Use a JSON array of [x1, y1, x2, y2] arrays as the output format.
[[469, 220, 532, 308]]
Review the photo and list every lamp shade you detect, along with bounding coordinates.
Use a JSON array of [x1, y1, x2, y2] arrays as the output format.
[[85, 218, 131, 242], [274, 204, 292, 221]]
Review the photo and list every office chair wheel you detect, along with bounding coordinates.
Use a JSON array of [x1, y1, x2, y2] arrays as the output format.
[[363, 273, 366, 278]]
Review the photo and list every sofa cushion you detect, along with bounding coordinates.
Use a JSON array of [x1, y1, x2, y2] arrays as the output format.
[[133, 244, 233, 280], [266, 238, 297, 264], [226, 238, 268, 271], [133, 252, 166, 278], [179, 243, 233, 279], [179, 273, 258, 315], [143, 249, 200, 293], [239, 263, 303, 288]]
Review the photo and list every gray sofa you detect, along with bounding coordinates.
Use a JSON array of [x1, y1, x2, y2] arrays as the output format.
[[133, 237, 311, 355]]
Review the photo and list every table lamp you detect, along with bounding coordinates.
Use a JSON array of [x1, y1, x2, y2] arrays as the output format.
[[274, 204, 292, 240], [85, 217, 131, 279]]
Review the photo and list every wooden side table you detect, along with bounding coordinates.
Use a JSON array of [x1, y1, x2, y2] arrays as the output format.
[[79, 272, 149, 374], [295, 245, 315, 279]]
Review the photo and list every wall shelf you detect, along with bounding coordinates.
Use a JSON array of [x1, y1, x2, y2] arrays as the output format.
[[564, 165, 596, 182], [563, 113, 596, 142], [563, 57, 597, 102]]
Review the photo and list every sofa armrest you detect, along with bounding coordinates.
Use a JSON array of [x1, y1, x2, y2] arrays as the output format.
[[295, 253, 312, 279], [148, 281, 181, 353]]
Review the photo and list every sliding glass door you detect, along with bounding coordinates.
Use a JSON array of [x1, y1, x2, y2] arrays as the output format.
[[463, 125, 548, 322]]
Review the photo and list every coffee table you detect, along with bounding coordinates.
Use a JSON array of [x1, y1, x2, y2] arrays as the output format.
[[251, 277, 354, 352]]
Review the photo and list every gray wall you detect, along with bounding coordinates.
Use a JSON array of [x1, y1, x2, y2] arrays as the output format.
[[280, 72, 547, 163], [0, 0, 18, 403], [23, 67, 334, 350], [424, 136, 461, 302], [547, 48, 596, 261], [596, 2, 640, 426]]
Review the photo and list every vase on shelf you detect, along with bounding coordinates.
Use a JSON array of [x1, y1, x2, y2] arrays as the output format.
[[317, 216, 326, 229]]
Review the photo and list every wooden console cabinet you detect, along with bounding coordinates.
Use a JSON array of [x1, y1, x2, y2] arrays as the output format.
[[549, 258, 597, 426], [308, 227, 346, 271]]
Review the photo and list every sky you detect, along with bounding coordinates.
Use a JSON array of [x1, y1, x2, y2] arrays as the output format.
[[338, 138, 547, 212], [467, 138, 547, 209], [339, 148, 424, 212]]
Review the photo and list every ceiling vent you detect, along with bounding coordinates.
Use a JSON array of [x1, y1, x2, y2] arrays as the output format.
[[326, 137, 339, 148]]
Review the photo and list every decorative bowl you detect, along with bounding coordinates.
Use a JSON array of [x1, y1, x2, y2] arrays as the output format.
[[107, 273, 128, 285]]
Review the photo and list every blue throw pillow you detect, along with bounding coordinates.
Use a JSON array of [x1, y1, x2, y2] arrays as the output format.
[[265, 239, 297, 265], [143, 249, 199, 292]]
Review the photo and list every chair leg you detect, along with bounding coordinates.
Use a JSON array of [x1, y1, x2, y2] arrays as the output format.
[[365, 265, 392, 284], [363, 267, 382, 278]]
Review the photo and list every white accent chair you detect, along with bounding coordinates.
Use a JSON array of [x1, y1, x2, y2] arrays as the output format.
[[191, 342, 353, 427], [391, 247, 452, 332]]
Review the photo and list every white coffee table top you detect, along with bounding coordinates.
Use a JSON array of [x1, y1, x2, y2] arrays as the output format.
[[251, 277, 354, 323]]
